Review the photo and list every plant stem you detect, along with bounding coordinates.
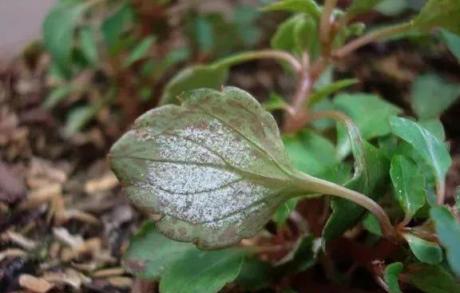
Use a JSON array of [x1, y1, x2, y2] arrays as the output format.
[[212, 50, 302, 72], [436, 182, 445, 204], [294, 172, 396, 239], [333, 22, 413, 58], [320, 0, 338, 45]]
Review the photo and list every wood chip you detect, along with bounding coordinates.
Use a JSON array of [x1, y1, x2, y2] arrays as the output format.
[[84, 172, 118, 194], [19, 183, 61, 210], [3, 230, 37, 250], [0, 248, 26, 261], [43, 269, 91, 289], [92, 267, 125, 278], [106, 276, 133, 288], [19, 274, 54, 293]]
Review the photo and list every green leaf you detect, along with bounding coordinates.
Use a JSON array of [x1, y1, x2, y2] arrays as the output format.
[[403, 233, 442, 265], [347, 0, 383, 17], [376, 0, 408, 16], [64, 105, 96, 136], [440, 29, 460, 61], [283, 130, 338, 177], [110, 87, 303, 248], [323, 128, 388, 241], [362, 213, 382, 236], [384, 262, 403, 293], [79, 27, 98, 66], [159, 249, 244, 293], [410, 74, 460, 119], [418, 119, 446, 141], [236, 257, 272, 290], [408, 265, 460, 293], [273, 198, 298, 225], [263, 93, 290, 112], [390, 155, 426, 217], [43, 84, 74, 109], [159, 65, 228, 105], [389, 117, 452, 187], [263, 0, 321, 19], [43, 0, 88, 70], [334, 93, 402, 140], [414, 0, 460, 34], [271, 14, 319, 56], [123, 36, 156, 67], [102, 3, 134, 52], [123, 221, 195, 279], [430, 206, 460, 276], [309, 79, 359, 105]]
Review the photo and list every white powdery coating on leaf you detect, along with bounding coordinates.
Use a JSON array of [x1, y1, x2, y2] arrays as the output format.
[[138, 118, 272, 228], [178, 119, 256, 169]]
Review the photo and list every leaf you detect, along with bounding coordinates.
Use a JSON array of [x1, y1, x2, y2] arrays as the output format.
[[347, 0, 383, 17], [389, 117, 452, 187], [375, 0, 408, 16], [123, 222, 195, 279], [440, 29, 460, 61], [403, 233, 443, 265], [102, 3, 134, 52], [430, 206, 460, 276], [64, 105, 96, 136], [123, 36, 156, 67], [390, 155, 426, 217], [159, 65, 228, 105], [334, 93, 402, 140], [323, 118, 388, 241], [271, 14, 317, 56], [43, 0, 88, 71], [110, 87, 302, 248], [408, 265, 460, 293], [309, 79, 359, 105], [263, 93, 290, 112], [362, 213, 382, 236], [384, 262, 403, 293], [283, 130, 339, 179], [263, 0, 321, 19], [79, 27, 98, 66], [418, 119, 446, 141], [159, 249, 244, 293], [236, 258, 272, 290], [43, 84, 74, 109], [414, 0, 460, 34], [273, 198, 298, 225], [410, 74, 460, 119]]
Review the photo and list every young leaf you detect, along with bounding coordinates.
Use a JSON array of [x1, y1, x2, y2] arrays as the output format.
[[159, 249, 244, 293], [110, 87, 302, 248], [410, 74, 460, 119], [408, 265, 460, 293], [43, 0, 88, 69], [418, 119, 446, 141], [403, 233, 442, 265], [263, 0, 321, 19], [389, 117, 451, 189], [236, 257, 273, 290], [271, 14, 319, 56], [384, 262, 403, 293], [159, 65, 228, 105], [123, 222, 195, 279], [414, 0, 460, 34], [390, 155, 426, 217], [430, 206, 460, 276]]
